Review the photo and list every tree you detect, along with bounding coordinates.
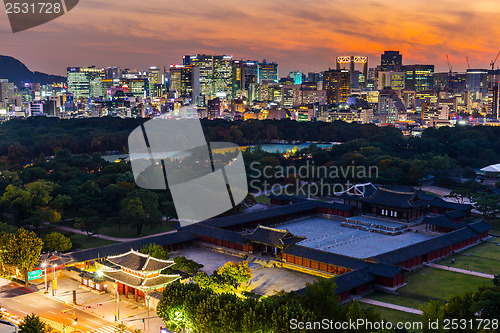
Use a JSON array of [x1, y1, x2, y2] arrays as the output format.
[[169, 255, 204, 276], [1, 229, 43, 285], [140, 243, 169, 260], [120, 189, 161, 235], [421, 300, 445, 333], [475, 289, 500, 320], [19, 313, 49, 333], [217, 261, 252, 285], [114, 323, 128, 333], [1, 184, 31, 222], [43, 232, 72, 252], [301, 277, 343, 321], [49, 194, 72, 214], [472, 194, 500, 221], [493, 274, 500, 287], [74, 207, 100, 237]]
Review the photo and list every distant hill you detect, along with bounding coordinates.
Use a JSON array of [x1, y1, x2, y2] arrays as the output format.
[[0, 55, 65, 87]]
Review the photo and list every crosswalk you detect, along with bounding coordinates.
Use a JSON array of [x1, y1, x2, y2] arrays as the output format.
[[86, 324, 134, 333]]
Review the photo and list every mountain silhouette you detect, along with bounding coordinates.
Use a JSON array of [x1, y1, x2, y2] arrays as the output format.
[[0, 55, 65, 87]]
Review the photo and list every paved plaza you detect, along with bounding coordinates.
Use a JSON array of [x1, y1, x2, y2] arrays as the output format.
[[276, 217, 434, 259]]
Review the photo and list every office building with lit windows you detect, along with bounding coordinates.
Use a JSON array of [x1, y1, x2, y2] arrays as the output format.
[[381, 51, 403, 71], [404, 65, 434, 92], [67, 67, 104, 99], [377, 71, 405, 90], [183, 54, 214, 98], [213, 55, 233, 97], [169, 65, 200, 100], [466, 69, 489, 96], [323, 69, 350, 104], [257, 60, 278, 83], [148, 66, 164, 98]]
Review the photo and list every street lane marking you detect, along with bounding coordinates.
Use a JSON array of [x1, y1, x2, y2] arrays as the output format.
[[48, 311, 56, 314]]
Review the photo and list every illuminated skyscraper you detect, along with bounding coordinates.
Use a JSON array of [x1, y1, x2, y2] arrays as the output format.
[[378, 71, 405, 90], [466, 69, 488, 96], [148, 66, 164, 98], [169, 65, 200, 99], [0, 80, 15, 102], [67, 67, 104, 99], [404, 65, 434, 92], [183, 54, 213, 98], [381, 51, 403, 71], [257, 60, 278, 83], [213, 55, 233, 97], [323, 69, 350, 104]]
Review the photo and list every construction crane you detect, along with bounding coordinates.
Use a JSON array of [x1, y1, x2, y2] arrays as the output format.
[[490, 51, 500, 70], [446, 54, 453, 75], [466, 56, 470, 69]]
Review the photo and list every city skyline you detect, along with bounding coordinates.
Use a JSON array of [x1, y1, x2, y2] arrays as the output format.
[[1, 0, 500, 76]]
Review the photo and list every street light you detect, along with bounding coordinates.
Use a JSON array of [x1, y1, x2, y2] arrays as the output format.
[[146, 295, 150, 333], [41, 262, 48, 293], [52, 264, 57, 296]]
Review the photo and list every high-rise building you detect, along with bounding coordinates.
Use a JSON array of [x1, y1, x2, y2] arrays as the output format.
[[67, 67, 104, 99], [466, 69, 489, 96], [404, 65, 434, 92], [183, 54, 214, 98], [323, 69, 350, 104], [377, 71, 405, 90], [0, 80, 15, 101], [169, 65, 200, 100], [336, 56, 368, 89], [381, 51, 403, 71], [213, 55, 233, 97], [378, 87, 406, 123], [289, 71, 304, 85], [487, 84, 499, 120], [148, 66, 164, 98], [257, 60, 278, 83]]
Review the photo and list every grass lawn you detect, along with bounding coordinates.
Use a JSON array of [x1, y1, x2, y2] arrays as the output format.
[[437, 243, 500, 275], [462, 242, 500, 260], [360, 303, 421, 325], [398, 267, 492, 302], [69, 233, 117, 250], [366, 291, 428, 310], [255, 195, 270, 204]]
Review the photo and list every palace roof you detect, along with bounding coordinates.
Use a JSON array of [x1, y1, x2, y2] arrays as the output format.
[[104, 269, 180, 291], [107, 249, 174, 272], [243, 225, 306, 248]]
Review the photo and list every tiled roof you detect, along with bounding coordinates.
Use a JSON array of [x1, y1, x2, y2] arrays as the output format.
[[312, 201, 354, 211], [361, 188, 418, 208], [103, 270, 180, 290], [373, 227, 481, 265], [430, 198, 472, 210], [422, 215, 466, 230], [201, 202, 317, 229], [444, 209, 468, 220], [186, 224, 250, 244], [282, 245, 369, 270], [244, 226, 305, 248], [107, 249, 174, 272], [467, 220, 492, 234], [334, 267, 376, 293], [67, 230, 197, 263]]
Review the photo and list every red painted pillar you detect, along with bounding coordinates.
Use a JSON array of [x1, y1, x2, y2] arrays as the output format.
[[135, 287, 138, 302], [125, 284, 128, 298]]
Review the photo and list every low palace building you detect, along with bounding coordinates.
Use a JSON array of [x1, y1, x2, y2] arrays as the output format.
[[101, 249, 180, 303]]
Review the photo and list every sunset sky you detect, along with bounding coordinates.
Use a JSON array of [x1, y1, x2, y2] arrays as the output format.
[[1, 0, 500, 76]]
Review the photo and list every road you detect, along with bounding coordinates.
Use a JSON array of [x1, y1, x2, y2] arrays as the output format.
[[0, 279, 122, 333]]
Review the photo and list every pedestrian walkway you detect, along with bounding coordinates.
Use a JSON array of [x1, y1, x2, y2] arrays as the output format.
[[54, 224, 177, 242], [427, 263, 495, 279], [359, 298, 423, 315]]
